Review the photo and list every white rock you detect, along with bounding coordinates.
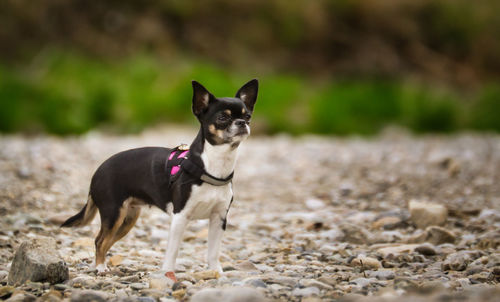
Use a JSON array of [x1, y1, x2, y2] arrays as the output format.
[[409, 200, 448, 229], [377, 244, 419, 257], [149, 278, 173, 290], [305, 198, 326, 210]]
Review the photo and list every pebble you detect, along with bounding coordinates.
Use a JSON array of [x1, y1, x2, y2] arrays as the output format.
[[171, 289, 186, 299], [415, 243, 438, 256], [409, 200, 448, 229], [377, 244, 419, 257], [305, 198, 326, 210], [292, 287, 320, 297], [349, 277, 377, 288], [264, 276, 298, 287], [351, 256, 381, 270], [243, 277, 267, 288], [371, 216, 402, 230], [137, 297, 157, 302], [425, 226, 457, 244], [235, 260, 259, 271], [109, 254, 123, 266], [69, 290, 108, 302], [0, 270, 8, 282], [418, 280, 446, 293], [339, 224, 375, 244], [149, 278, 173, 290], [299, 279, 334, 290], [366, 269, 396, 280], [191, 270, 220, 281], [191, 287, 267, 302], [0, 286, 14, 299], [130, 282, 149, 290], [442, 251, 478, 271]]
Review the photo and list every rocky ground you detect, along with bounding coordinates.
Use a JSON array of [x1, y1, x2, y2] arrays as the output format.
[[0, 127, 499, 301]]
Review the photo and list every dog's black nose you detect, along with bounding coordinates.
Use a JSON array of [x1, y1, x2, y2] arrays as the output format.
[[235, 119, 246, 127]]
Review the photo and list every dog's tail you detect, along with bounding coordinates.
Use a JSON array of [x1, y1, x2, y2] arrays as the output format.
[[61, 195, 98, 227]]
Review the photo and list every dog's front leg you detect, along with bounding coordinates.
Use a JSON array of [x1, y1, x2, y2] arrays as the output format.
[[207, 210, 225, 274], [162, 213, 188, 282]]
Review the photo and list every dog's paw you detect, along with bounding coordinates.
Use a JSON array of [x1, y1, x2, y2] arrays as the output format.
[[96, 264, 110, 275], [165, 271, 177, 282], [208, 264, 223, 276]]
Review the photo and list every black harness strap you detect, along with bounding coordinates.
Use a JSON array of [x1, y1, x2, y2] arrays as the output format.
[[182, 159, 234, 186]]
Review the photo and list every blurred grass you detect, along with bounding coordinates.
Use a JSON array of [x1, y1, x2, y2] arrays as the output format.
[[1, 52, 499, 135]]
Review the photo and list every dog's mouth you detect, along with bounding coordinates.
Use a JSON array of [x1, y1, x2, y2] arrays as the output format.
[[236, 128, 249, 136]]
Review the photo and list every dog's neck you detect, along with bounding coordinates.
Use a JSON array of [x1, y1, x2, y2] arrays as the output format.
[[201, 140, 239, 178], [189, 127, 240, 179]]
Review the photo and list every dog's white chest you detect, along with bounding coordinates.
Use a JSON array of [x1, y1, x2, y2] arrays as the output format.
[[184, 183, 232, 219], [180, 140, 237, 220]]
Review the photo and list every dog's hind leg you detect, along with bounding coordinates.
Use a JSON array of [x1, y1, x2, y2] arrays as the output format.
[[112, 205, 141, 245], [94, 199, 130, 274]]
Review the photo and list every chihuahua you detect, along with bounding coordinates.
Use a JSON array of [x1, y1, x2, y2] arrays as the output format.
[[61, 79, 258, 282]]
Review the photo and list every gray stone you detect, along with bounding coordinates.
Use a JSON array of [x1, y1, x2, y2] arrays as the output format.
[[0, 270, 8, 282], [466, 265, 485, 276], [68, 276, 98, 289], [366, 269, 395, 280], [191, 287, 267, 302], [291, 287, 320, 297], [442, 253, 470, 271], [243, 278, 267, 288], [8, 237, 69, 286], [425, 226, 456, 245], [137, 297, 157, 302], [349, 277, 377, 288], [53, 283, 70, 291], [5, 292, 37, 302], [264, 276, 298, 287], [418, 280, 446, 293], [442, 251, 476, 271], [70, 290, 108, 302], [339, 224, 375, 244], [299, 279, 333, 290], [415, 243, 438, 255], [130, 282, 148, 290]]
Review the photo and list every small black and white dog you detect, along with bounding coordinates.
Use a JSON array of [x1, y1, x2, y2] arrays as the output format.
[[62, 79, 258, 282]]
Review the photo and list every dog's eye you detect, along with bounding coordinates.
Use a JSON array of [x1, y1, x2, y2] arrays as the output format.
[[217, 114, 230, 122], [244, 114, 251, 120]]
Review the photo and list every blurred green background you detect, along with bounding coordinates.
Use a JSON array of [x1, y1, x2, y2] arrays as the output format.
[[1, 0, 499, 135]]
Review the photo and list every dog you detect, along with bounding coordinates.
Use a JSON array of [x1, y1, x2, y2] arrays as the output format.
[[61, 79, 258, 282]]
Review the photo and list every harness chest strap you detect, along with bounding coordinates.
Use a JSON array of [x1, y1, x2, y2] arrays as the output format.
[[165, 145, 233, 186]]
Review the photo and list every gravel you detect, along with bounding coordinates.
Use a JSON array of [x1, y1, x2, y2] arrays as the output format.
[[0, 127, 499, 301]]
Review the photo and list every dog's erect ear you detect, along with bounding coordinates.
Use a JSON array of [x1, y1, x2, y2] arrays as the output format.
[[235, 79, 258, 112], [192, 81, 213, 116]]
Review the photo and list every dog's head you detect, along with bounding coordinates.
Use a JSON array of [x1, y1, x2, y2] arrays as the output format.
[[192, 79, 258, 146]]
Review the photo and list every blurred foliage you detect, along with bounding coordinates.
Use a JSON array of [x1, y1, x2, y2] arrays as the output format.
[[1, 53, 499, 135], [0, 0, 499, 135], [1, 0, 500, 85]]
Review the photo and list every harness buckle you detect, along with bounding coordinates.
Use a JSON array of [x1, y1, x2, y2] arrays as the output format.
[[177, 144, 189, 151]]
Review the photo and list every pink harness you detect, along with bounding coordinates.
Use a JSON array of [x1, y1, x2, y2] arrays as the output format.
[[168, 150, 189, 175], [165, 145, 233, 186]]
